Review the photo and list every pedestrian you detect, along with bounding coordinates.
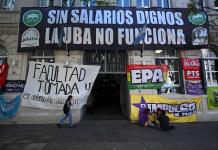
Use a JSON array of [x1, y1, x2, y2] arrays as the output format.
[[57, 95, 75, 128], [158, 110, 175, 131]]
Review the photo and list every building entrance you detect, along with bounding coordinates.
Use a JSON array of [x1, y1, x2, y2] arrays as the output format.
[[83, 51, 128, 119], [85, 74, 123, 119]]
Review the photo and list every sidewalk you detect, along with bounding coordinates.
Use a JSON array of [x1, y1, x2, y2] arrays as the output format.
[[0, 119, 218, 150]]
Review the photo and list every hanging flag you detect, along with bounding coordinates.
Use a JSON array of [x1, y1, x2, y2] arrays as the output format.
[[133, 24, 147, 46], [0, 96, 21, 120]]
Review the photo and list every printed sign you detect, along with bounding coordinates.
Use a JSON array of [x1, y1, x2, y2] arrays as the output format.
[[22, 61, 100, 110], [181, 58, 201, 69], [127, 64, 168, 89], [188, 12, 207, 25], [207, 87, 218, 110], [185, 81, 204, 95], [3, 80, 26, 93], [184, 68, 201, 80], [21, 28, 40, 48], [182, 58, 201, 80], [22, 10, 42, 27], [18, 7, 208, 52], [130, 94, 201, 122], [192, 26, 208, 45], [0, 96, 21, 120]]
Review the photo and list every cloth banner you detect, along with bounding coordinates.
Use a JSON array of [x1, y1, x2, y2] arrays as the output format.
[[130, 94, 201, 122], [22, 61, 100, 110], [0, 96, 21, 120], [18, 7, 208, 52], [0, 64, 9, 88], [127, 64, 168, 89], [207, 87, 218, 110]]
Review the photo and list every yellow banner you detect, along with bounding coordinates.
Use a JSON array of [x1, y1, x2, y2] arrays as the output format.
[[131, 94, 201, 122]]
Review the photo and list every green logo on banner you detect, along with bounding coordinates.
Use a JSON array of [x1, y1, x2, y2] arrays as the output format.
[[23, 10, 42, 27], [188, 12, 206, 25]]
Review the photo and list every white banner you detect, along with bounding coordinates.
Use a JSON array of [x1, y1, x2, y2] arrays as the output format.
[[22, 61, 100, 110]]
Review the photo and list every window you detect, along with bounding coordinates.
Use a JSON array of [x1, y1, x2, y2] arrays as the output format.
[[84, 51, 127, 73], [40, 0, 53, 7], [157, 0, 170, 8], [155, 50, 181, 94], [137, 0, 150, 8], [29, 49, 55, 63], [117, 0, 130, 7], [0, 45, 7, 56], [81, 0, 96, 7], [3, 0, 15, 10], [202, 49, 218, 86], [215, 0, 218, 9], [62, 0, 74, 7]]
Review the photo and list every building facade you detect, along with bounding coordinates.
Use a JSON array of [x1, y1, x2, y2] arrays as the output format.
[[0, 0, 218, 123]]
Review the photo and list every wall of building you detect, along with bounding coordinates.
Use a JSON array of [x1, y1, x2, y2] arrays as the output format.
[[1, 0, 218, 124]]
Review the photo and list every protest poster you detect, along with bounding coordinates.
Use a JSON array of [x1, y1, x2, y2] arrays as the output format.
[[22, 61, 100, 110], [131, 94, 201, 122], [127, 64, 168, 89], [18, 7, 208, 51]]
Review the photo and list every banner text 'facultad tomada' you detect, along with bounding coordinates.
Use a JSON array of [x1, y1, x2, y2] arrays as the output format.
[[22, 61, 100, 110]]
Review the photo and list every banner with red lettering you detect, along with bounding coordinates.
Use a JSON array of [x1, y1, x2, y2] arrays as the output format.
[[127, 64, 168, 89], [0, 64, 9, 88]]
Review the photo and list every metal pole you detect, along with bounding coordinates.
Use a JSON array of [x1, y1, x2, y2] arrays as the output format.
[[141, 42, 144, 57]]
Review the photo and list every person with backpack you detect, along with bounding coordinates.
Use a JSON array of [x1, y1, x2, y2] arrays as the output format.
[[57, 95, 75, 128]]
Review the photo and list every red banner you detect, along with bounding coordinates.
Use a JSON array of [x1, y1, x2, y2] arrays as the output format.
[[0, 64, 9, 87], [184, 68, 201, 80], [181, 58, 200, 69], [181, 58, 201, 80]]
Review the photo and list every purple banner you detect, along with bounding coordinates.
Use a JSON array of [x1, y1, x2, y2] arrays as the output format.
[[185, 81, 204, 95]]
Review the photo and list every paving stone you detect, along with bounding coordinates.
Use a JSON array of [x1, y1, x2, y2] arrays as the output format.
[[23, 143, 47, 150]]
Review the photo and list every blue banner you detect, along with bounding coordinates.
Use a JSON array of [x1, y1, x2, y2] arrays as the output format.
[[0, 96, 21, 120]]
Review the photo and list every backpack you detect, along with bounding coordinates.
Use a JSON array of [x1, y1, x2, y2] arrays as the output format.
[[63, 101, 70, 114]]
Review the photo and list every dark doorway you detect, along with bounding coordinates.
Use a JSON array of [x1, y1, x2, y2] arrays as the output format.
[[85, 74, 125, 120]]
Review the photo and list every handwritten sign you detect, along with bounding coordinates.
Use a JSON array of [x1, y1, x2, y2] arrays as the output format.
[[22, 61, 100, 110]]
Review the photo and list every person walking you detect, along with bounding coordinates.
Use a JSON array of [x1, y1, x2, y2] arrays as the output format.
[[57, 95, 75, 128]]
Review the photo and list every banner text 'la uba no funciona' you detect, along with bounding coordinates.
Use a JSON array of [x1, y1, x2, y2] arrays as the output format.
[[18, 7, 208, 51]]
